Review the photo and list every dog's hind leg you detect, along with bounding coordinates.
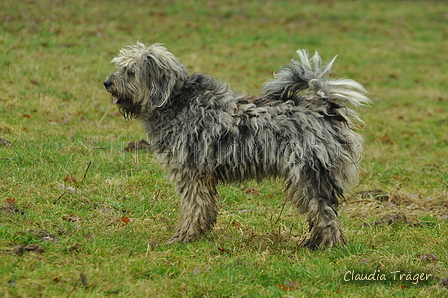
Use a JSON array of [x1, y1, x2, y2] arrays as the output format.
[[302, 198, 346, 249], [285, 165, 347, 249], [167, 174, 220, 244]]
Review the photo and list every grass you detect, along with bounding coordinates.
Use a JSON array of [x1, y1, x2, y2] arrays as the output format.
[[1, 0, 447, 297]]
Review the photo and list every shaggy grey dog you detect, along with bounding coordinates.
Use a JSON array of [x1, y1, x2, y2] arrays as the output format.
[[104, 42, 370, 249]]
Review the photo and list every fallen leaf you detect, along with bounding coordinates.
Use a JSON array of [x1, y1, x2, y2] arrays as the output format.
[[440, 278, 448, 289], [284, 280, 301, 288], [124, 139, 151, 152], [28, 230, 59, 242], [63, 176, 77, 183], [218, 247, 232, 253], [63, 215, 80, 222], [276, 284, 293, 291], [236, 208, 252, 213], [1, 198, 24, 215], [377, 133, 393, 144], [0, 138, 12, 146], [363, 214, 414, 227], [276, 280, 301, 291], [245, 187, 260, 196], [6, 198, 17, 206], [418, 253, 438, 263], [120, 216, 131, 224], [80, 273, 88, 286], [231, 220, 241, 227], [13, 244, 45, 255], [22, 114, 31, 118], [100, 207, 115, 214], [30, 80, 39, 85], [66, 187, 77, 194], [68, 244, 81, 252], [13, 246, 25, 255]]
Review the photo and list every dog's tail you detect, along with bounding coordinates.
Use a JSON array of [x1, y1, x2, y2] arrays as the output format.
[[262, 50, 370, 118]]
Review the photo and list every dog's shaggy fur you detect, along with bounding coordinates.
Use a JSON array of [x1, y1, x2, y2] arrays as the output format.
[[104, 42, 370, 249]]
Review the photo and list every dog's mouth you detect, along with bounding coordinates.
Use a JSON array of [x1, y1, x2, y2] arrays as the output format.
[[109, 94, 141, 119], [104, 83, 140, 119], [113, 96, 121, 104], [109, 92, 125, 105]]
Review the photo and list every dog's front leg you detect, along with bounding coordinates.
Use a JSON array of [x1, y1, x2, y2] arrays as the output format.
[[167, 174, 220, 244]]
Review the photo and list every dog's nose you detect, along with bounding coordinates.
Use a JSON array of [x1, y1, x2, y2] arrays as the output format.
[[103, 80, 113, 89]]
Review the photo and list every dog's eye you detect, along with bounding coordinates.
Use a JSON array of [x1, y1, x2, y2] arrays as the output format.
[[127, 69, 135, 76]]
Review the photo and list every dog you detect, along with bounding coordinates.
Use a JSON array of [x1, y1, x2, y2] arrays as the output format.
[[104, 42, 370, 249]]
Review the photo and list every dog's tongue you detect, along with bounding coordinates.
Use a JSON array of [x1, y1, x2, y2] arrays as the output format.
[[113, 96, 120, 104]]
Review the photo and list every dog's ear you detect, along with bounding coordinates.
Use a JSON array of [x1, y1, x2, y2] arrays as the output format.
[[142, 53, 185, 109]]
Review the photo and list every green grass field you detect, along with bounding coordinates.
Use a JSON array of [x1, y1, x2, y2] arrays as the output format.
[[1, 0, 447, 297]]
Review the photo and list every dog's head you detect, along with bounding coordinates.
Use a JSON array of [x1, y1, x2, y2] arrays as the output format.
[[104, 42, 188, 118]]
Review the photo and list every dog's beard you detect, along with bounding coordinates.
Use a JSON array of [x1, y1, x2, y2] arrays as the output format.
[[118, 105, 139, 120], [109, 94, 141, 119]]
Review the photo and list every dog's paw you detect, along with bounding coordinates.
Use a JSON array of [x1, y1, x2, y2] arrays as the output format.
[[300, 233, 347, 250], [166, 238, 179, 245], [166, 232, 197, 244], [300, 238, 319, 250], [166, 234, 183, 244]]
